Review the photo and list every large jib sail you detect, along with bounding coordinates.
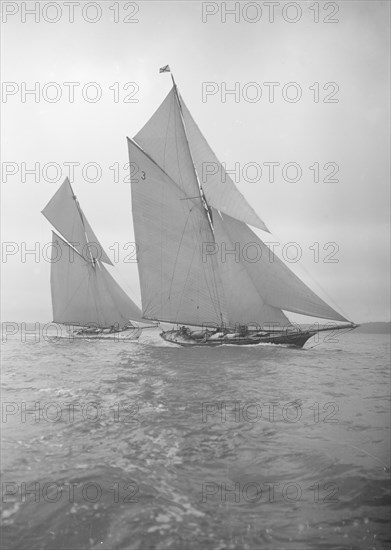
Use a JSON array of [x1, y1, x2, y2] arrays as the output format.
[[43, 179, 143, 327], [129, 81, 349, 328], [214, 211, 349, 323]]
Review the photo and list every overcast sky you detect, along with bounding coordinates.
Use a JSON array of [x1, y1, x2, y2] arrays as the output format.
[[1, 0, 390, 323]]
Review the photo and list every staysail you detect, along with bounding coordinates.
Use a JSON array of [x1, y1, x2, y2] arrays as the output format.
[[42, 178, 113, 265], [218, 212, 349, 323], [212, 209, 290, 327]]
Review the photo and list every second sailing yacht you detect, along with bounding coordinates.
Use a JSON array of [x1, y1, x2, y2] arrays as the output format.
[[42, 178, 143, 340]]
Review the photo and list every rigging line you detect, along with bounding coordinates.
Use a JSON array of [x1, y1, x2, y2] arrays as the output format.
[[267, 225, 352, 322], [102, 189, 140, 309], [172, 81, 213, 226], [213, 212, 265, 326], [172, 212, 200, 326], [191, 210, 225, 325], [252, 210, 351, 322], [179, 196, 203, 201], [169, 196, 222, 326], [167, 207, 193, 306], [252, 222, 352, 323], [127, 137, 204, 215], [172, 91, 188, 199], [173, 86, 226, 323], [88, 261, 104, 327], [106, 262, 141, 314], [48, 223, 98, 328], [182, 192, 225, 324], [179, 174, 226, 324], [53, 231, 86, 262], [172, 90, 205, 218], [88, 260, 105, 327], [174, 84, 214, 229], [129, 95, 223, 324], [197, 216, 230, 325], [169, 87, 209, 322], [295, 257, 352, 322], [98, 263, 118, 326], [99, 263, 132, 327], [191, 220, 223, 325], [305, 326, 356, 349], [57, 258, 92, 326], [185, 213, 224, 324], [201, 226, 227, 326], [162, 90, 172, 175], [216, 210, 285, 328], [68, 179, 96, 264]]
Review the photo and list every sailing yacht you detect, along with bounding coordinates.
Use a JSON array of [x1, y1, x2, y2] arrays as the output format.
[[127, 70, 358, 348], [42, 178, 143, 340]]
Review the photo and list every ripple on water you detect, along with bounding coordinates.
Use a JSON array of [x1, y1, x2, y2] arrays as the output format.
[[1, 331, 390, 549]]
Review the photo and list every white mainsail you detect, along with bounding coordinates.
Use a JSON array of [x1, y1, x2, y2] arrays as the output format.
[[128, 138, 227, 327], [129, 81, 349, 328], [50, 232, 141, 326], [42, 178, 113, 265]]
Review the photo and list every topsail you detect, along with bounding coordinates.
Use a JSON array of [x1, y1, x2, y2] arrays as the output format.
[[42, 178, 113, 265], [134, 88, 269, 232]]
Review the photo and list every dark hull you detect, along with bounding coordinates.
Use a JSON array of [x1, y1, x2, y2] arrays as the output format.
[[160, 330, 316, 348]]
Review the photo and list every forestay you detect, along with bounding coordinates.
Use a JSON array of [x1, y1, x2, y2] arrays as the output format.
[[212, 209, 290, 328], [179, 93, 270, 233], [220, 213, 349, 322]]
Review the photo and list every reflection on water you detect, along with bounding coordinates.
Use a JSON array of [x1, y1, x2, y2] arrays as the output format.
[[1, 330, 390, 549]]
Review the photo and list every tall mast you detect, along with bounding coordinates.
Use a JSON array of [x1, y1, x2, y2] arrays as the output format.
[[68, 180, 97, 266], [171, 74, 215, 232], [170, 72, 223, 325]]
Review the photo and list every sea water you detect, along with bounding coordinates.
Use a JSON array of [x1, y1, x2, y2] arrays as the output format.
[[1, 328, 390, 549]]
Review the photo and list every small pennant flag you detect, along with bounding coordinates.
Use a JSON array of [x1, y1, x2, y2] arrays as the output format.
[[159, 65, 170, 73]]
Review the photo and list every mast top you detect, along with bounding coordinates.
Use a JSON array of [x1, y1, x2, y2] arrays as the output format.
[[159, 64, 176, 86]]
